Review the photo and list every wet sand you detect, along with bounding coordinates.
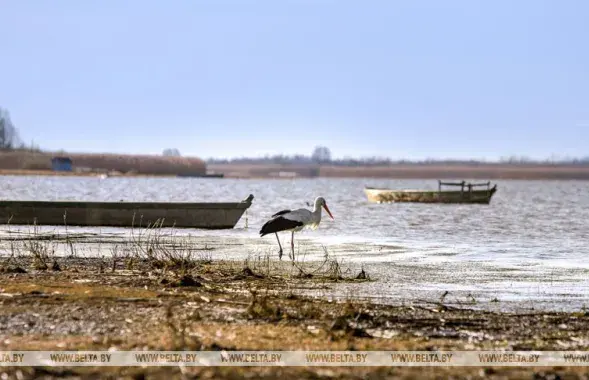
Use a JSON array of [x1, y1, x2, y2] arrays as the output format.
[[1, 226, 587, 313], [1, 229, 589, 378]]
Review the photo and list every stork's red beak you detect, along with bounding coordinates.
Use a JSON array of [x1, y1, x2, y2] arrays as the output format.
[[323, 203, 334, 220]]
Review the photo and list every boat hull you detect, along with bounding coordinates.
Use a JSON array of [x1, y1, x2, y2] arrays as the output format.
[[364, 186, 497, 204], [0, 196, 254, 229]]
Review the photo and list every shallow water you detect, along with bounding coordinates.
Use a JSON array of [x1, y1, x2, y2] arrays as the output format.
[[1, 175, 588, 311]]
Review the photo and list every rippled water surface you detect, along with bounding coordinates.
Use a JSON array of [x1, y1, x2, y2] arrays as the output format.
[[1, 176, 588, 311]]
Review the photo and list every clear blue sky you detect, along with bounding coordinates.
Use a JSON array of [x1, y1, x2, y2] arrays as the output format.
[[1, 0, 588, 160]]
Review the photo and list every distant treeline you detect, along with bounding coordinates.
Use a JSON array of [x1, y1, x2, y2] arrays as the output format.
[[207, 154, 589, 167]]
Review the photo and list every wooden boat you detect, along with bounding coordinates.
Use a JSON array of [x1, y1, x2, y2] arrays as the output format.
[[0, 194, 254, 229], [177, 173, 225, 178], [364, 181, 497, 204]]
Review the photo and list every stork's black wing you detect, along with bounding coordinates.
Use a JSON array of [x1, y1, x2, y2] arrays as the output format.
[[259, 215, 304, 236], [271, 209, 292, 218]]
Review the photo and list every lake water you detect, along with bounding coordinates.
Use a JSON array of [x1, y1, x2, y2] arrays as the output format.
[[1, 175, 588, 311]]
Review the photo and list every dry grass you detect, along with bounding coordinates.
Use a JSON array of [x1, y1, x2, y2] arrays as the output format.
[[0, 279, 158, 299], [0, 151, 206, 175], [0, 169, 177, 177]]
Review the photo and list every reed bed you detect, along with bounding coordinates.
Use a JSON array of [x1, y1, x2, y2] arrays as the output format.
[[0, 151, 206, 175]]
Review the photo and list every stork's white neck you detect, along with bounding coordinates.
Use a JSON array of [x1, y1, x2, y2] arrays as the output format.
[[312, 200, 323, 219]]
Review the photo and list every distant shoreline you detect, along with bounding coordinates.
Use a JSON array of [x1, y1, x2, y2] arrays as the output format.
[[0, 169, 177, 177], [0, 169, 226, 178], [209, 163, 589, 180], [0, 151, 207, 177], [2, 163, 589, 180]]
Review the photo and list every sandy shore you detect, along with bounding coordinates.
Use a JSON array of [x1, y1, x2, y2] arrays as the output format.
[[1, 229, 589, 378], [1, 226, 587, 313]]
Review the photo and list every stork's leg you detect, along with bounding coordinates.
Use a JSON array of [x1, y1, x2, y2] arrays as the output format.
[[275, 233, 283, 260], [291, 231, 295, 261]]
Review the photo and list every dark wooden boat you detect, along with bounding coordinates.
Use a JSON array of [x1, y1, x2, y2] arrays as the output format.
[[364, 181, 497, 204], [0, 194, 254, 229], [176, 173, 225, 178]]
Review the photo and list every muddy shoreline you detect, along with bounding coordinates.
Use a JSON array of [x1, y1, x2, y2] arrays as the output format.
[[209, 163, 589, 180], [2, 226, 587, 314], [4, 163, 589, 180], [2, 250, 589, 379]]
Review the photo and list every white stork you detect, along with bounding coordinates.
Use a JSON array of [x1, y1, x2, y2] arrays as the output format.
[[259, 196, 334, 260]]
